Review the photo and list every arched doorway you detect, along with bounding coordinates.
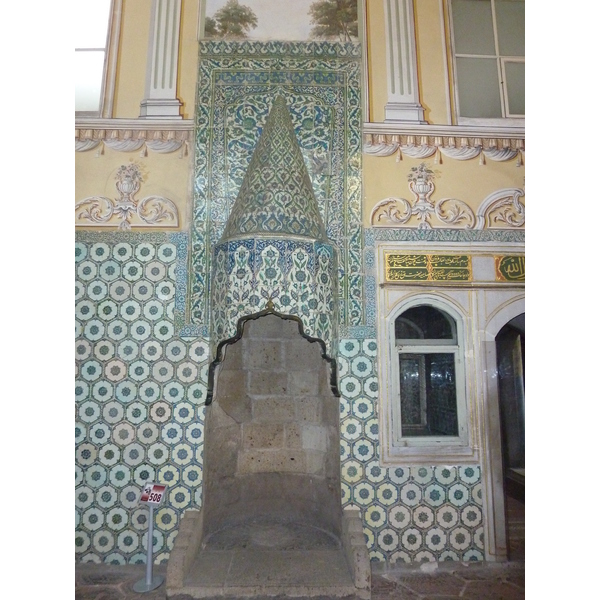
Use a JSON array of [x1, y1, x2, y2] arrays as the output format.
[[495, 313, 525, 560]]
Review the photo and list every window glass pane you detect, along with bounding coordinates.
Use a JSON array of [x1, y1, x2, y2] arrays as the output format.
[[395, 306, 455, 340], [496, 0, 525, 57], [452, 0, 495, 55], [399, 353, 458, 437], [504, 61, 525, 115], [75, 51, 105, 112], [74, 0, 111, 48], [426, 354, 458, 435], [456, 57, 502, 118]]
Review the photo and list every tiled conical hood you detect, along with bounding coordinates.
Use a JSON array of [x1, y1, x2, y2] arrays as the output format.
[[221, 96, 327, 241]]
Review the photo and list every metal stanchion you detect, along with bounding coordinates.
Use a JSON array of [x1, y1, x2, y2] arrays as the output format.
[[133, 483, 166, 593]]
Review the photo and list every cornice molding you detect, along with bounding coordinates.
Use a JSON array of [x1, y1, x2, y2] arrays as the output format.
[[75, 118, 194, 154], [363, 121, 524, 162]]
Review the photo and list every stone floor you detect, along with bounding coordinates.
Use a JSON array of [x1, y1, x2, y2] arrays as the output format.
[[75, 559, 525, 600]]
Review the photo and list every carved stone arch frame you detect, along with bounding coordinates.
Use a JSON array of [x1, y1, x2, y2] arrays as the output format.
[[478, 295, 525, 561]]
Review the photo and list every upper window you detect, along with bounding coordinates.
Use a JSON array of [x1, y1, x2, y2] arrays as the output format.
[[75, 0, 113, 116], [449, 0, 524, 125]]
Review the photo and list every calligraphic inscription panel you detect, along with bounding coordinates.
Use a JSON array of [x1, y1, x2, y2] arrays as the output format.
[[385, 254, 472, 282], [495, 255, 525, 282]]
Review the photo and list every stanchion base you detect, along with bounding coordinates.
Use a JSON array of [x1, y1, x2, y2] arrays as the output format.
[[133, 575, 164, 593]]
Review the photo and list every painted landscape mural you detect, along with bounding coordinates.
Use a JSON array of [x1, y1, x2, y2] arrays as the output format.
[[203, 0, 358, 41]]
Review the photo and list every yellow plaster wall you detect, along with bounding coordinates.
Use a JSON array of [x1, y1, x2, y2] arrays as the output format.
[[363, 153, 525, 227], [414, 0, 451, 125], [365, 0, 388, 123], [75, 149, 194, 230], [113, 0, 151, 118], [112, 0, 199, 119]]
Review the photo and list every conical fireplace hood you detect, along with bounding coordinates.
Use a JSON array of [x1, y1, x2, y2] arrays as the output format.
[[221, 96, 327, 242]]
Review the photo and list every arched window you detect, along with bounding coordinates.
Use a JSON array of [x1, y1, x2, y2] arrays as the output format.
[[389, 302, 468, 451]]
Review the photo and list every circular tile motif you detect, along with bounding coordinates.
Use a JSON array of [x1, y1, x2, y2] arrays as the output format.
[[106, 320, 128, 342], [459, 465, 480, 484], [87, 280, 108, 302], [362, 339, 377, 357], [93, 530, 115, 553], [122, 260, 144, 282], [340, 376, 360, 398], [169, 486, 192, 510], [158, 464, 180, 486], [81, 359, 103, 383], [413, 466, 434, 485], [389, 550, 411, 565], [76, 339, 92, 361], [137, 422, 159, 445], [463, 549, 484, 561], [98, 443, 121, 467], [362, 376, 379, 399], [85, 465, 108, 488], [365, 505, 386, 529], [449, 526, 471, 551], [75, 380, 90, 402], [133, 465, 155, 487], [112, 422, 135, 446], [143, 300, 165, 322], [79, 400, 101, 424], [120, 300, 142, 322], [436, 505, 459, 530], [135, 243, 156, 262], [109, 464, 132, 488], [76, 485, 95, 510], [341, 418, 361, 442], [90, 381, 114, 404], [352, 398, 374, 420], [117, 530, 140, 554], [339, 397, 350, 419], [147, 442, 170, 466], [83, 322, 105, 343], [77, 260, 98, 282], [120, 485, 141, 509], [423, 483, 446, 507], [353, 482, 375, 506], [106, 506, 129, 531], [156, 281, 176, 301], [377, 528, 399, 552], [425, 527, 448, 551], [75, 242, 88, 263], [130, 319, 152, 342], [150, 401, 172, 423], [145, 261, 167, 282], [460, 504, 482, 527], [352, 439, 375, 462], [96, 485, 118, 509], [434, 466, 457, 485], [350, 356, 373, 378], [157, 243, 177, 263], [89, 243, 110, 262], [117, 340, 139, 361], [75, 281, 86, 301], [113, 243, 133, 262], [123, 443, 146, 467], [156, 507, 178, 531], [364, 461, 385, 483], [186, 383, 206, 404], [339, 340, 360, 358], [165, 340, 186, 363], [141, 340, 163, 361], [109, 280, 131, 302], [94, 341, 116, 362], [98, 260, 121, 282], [126, 402, 148, 425], [448, 483, 470, 507], [163, 382, 185, 403], [129, 360, 150, 382], [76, 300, 96, 322], [82, 507, 104, 532], [76, 443, 97, 466], [341, 460, 363, 484], [363, 418, 379, 442], [132, 281, 154, 302], [176, 362, 198, 383], [414, 550, 436, 563], [337, 356, 349, 378], [388, 467, 410, 485], [399, 483, 422, 507], [174, 402, 195, 425], [188, 340, 208, 363], [105, 360, 127, 383], [401, 527, 423, 551], [376, 482, 398, 506], [139, 381, 161, 403], [75, 422, 87, 444], [154, 320, 174, 341], [172, 443, 193, 466], [89, 422, 111, 445], [412, 506, 435, 529], [182, 465, 202, 488], [115, 380, 137, 404]]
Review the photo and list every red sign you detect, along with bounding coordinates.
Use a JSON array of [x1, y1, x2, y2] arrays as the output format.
[[140, 483, 166, 505]]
